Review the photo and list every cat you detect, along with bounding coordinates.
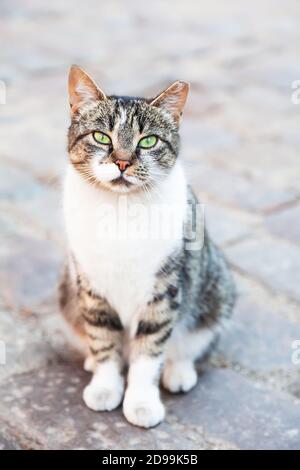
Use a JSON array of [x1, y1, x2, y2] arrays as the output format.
[[59, 65, 236, 428]]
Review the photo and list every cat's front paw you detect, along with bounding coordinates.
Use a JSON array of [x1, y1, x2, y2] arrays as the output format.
[[123, 386, 165, 428], [83, 365, 124, 411], [162, 360, 197, 393]]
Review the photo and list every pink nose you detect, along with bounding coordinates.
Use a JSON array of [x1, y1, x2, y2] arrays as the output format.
[[116, 160, 130, 172]]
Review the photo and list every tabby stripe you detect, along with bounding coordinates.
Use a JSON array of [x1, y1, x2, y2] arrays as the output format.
[[108, 112, 115, 131], [69, 130, 92, 151], [147, 287, 179, 309], [167, 285, 179, 298], [87, 333, 98, 340], [149, 350, 164, 358], [83, 312, 123, 331], [158, 255, 181, 277], [170, 299, 180, 310], [89, 346, 100, 355], [154, 328, 172, 346], [96, 354, 110, 363], [89, 344, 114, 355], [136, 319, 171, 337], [159, 137, 176, 155], [147, 292, 166, 305]]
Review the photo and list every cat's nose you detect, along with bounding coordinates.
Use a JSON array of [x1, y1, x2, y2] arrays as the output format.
[[115, 160, 131, 172]]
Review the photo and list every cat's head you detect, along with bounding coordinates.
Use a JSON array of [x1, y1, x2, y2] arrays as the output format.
[[68, 66, 189, 193]]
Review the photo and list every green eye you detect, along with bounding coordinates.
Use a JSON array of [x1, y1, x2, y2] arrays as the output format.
[[93, 131, 111, 145], [138, 135, 158, 149]]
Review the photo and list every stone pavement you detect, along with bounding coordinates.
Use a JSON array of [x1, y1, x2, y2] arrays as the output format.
[[1, 0, 300, 450]]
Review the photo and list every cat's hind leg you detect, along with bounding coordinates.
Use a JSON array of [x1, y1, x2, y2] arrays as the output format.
[[162, 323, 216, 393], [59, 262, 125, 411], [79, 286, 125, 412]]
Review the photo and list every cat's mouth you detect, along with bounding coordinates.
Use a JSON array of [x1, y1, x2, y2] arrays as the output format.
[[110, 175, 133, 187]]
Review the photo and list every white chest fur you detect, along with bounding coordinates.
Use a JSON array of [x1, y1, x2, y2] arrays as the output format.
[[63, 164, 187, 330]]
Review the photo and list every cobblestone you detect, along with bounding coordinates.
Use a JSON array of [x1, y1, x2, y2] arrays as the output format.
[[226, 236, 300, 303], [217, 293, 300, 373], [266, 204, 300, 244], [0, 231, 61, 311], [0, 309, 57, 382]]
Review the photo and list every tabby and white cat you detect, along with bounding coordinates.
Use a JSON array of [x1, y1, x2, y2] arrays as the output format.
[[59, 66, 235, 428]]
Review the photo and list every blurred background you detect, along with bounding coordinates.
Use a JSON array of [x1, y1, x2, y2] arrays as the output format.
[[0, 0, 300, 450]]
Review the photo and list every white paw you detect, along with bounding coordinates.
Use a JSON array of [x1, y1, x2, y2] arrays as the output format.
[[83, 356, 96, 373], [83, 364, 124, 411], [123, 387, 165, 428], [162, 360, 197, 393]]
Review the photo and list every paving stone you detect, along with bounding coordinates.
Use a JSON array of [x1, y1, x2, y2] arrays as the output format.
[[187, 163, 297, 213], [1, 363, 299, 450], [217, 292, 300, 372], [0, 218, 62, 311], [0, 363, 236, 450], [0, 112, 67, 180], [0, 309, 58, 382], [236, 54, 300, 93], [266, 204, 300, 245], [170, 368, 300, 450], [0, 160, 48, 202], [202, 202, 255, 246], [0, 160, 62, 238], [226, 237, 300, 303], [0, 435, 17, 450], [181, 119, 240, 159], [200, 141, 300, 193], [0, 210, 39, 246]]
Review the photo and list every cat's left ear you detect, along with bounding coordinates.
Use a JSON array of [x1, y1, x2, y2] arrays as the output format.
[[150, 81, 189, 123], [68, 65, 106, 114]]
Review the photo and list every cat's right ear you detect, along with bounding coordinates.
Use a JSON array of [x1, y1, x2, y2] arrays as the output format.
[[68, 65, 106, 115], [150, 81, 189, 123]]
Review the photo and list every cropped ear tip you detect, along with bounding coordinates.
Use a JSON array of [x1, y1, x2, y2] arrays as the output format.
[[177, 80, 190, 91], [69, 64, 76, 73], [69, 64, 82, 77]]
